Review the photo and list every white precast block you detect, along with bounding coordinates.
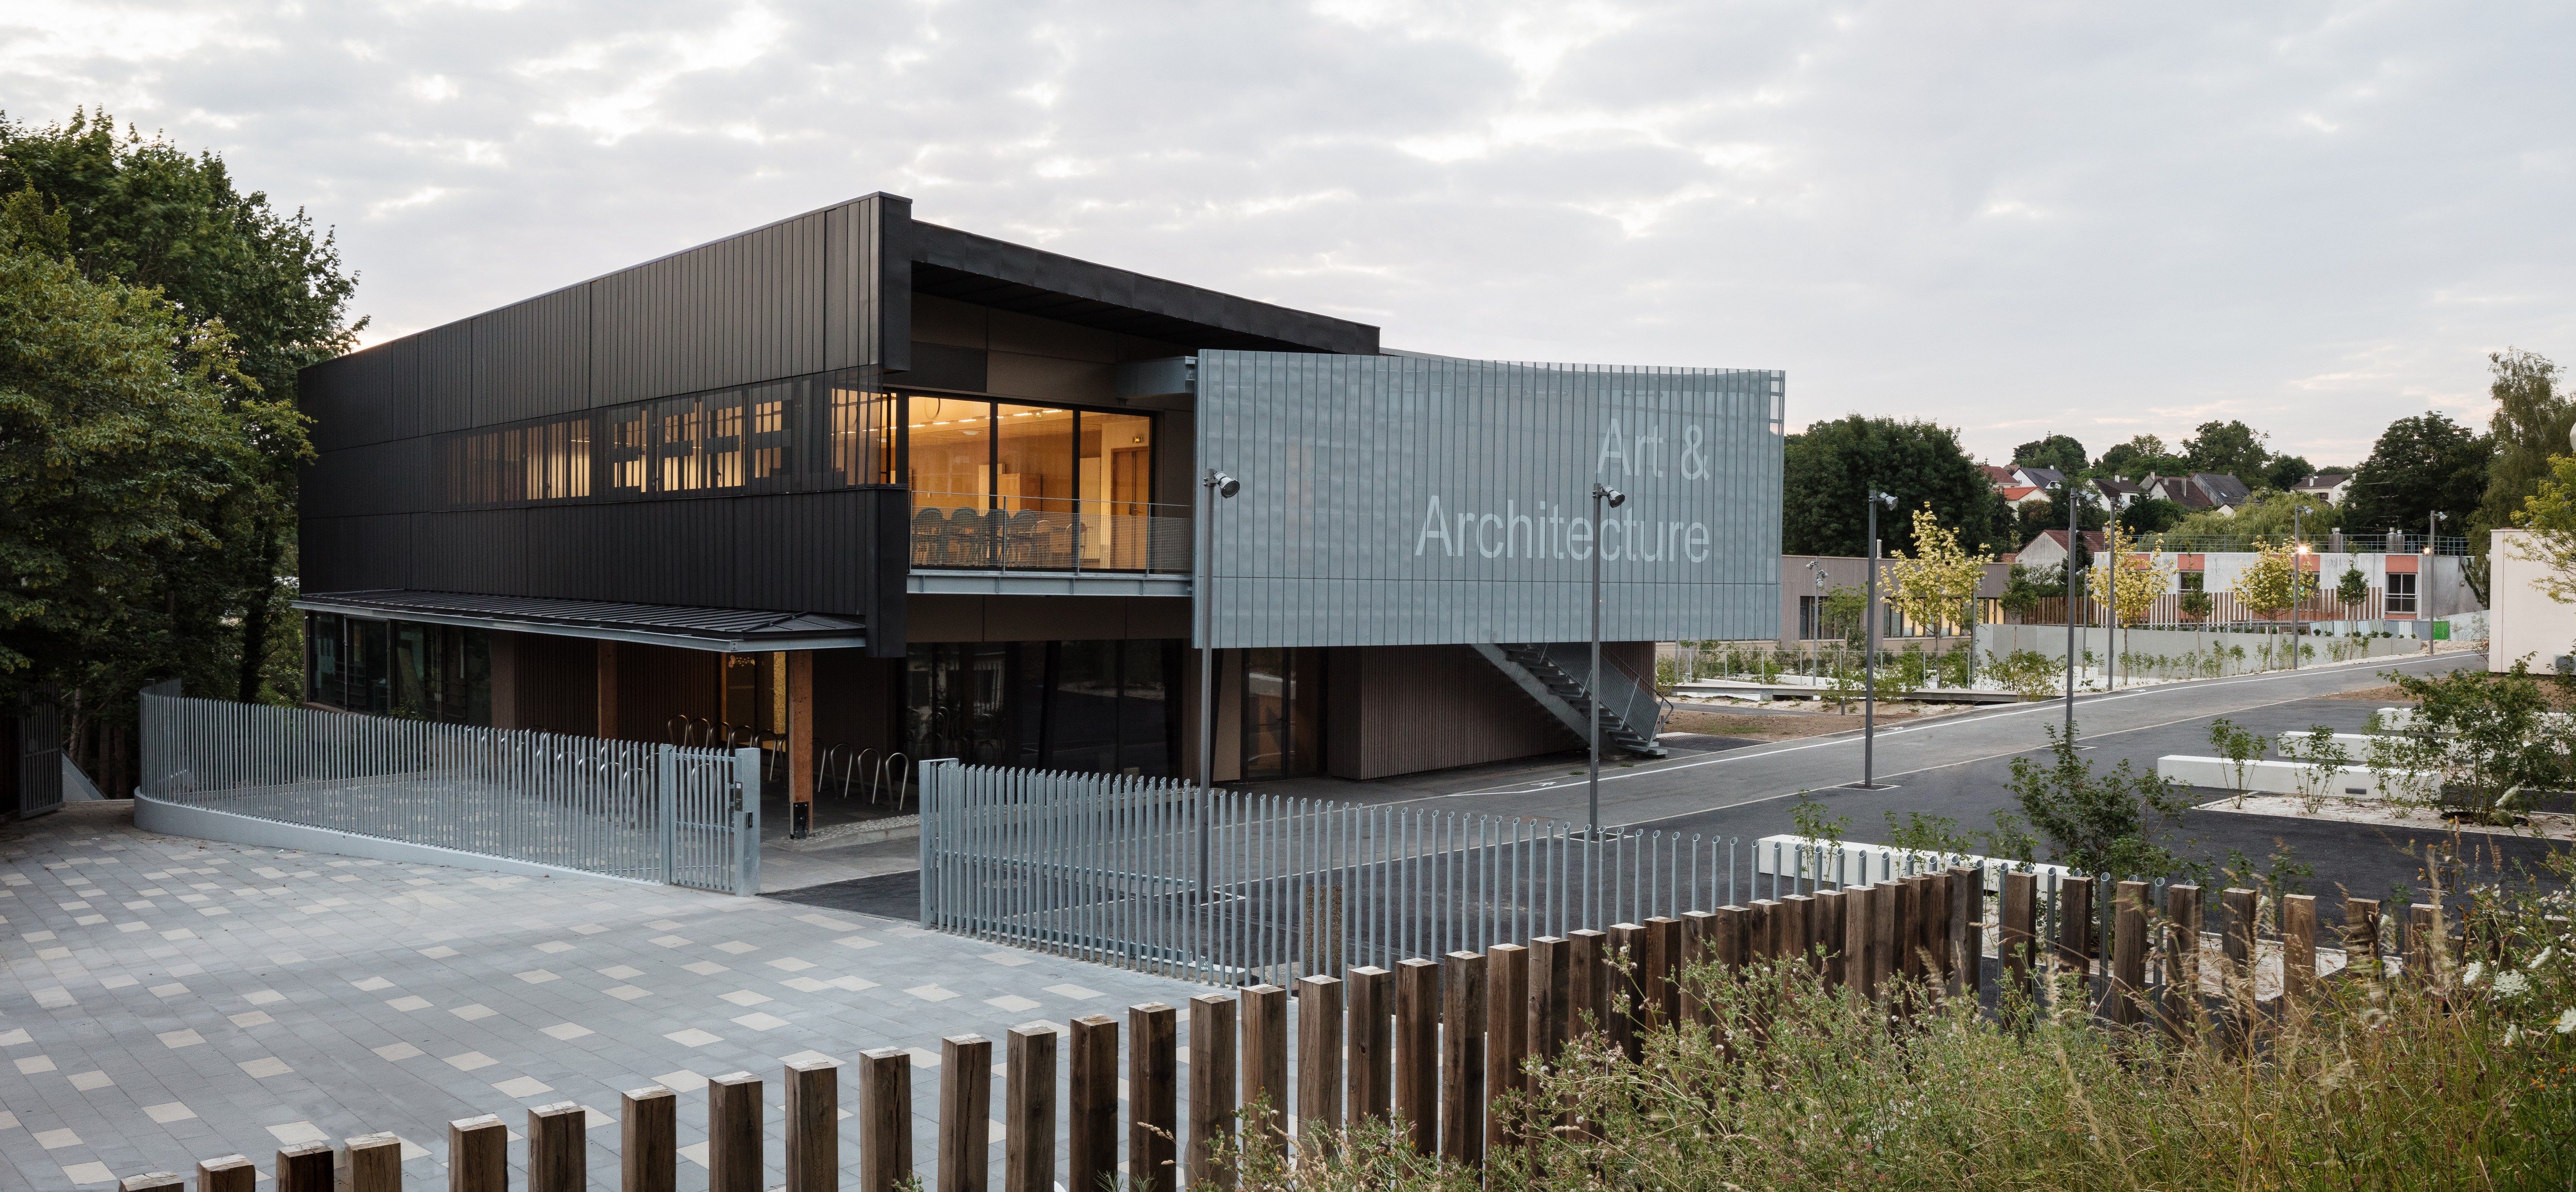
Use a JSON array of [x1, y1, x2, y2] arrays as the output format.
[[2157, 755, 2435, 800]]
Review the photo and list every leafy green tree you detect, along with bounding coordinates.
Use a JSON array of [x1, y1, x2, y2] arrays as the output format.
[[2167, 489, 2339, 540], [2118, 496, 2187, 534], [1782, 415, 2005, 556], [2010, 434, 2088, 475], [2261, 454, 2315, 493], [2335, 565, 2369, 611], [0, 109, 360, 706], [2096, 433, 2183, 477], [2182, 419, 2271, 481], [2366, 662, 2571, 821], [2470, 348, 2569, 558], [2012, 488, 2106, 549], [0, 198, 309, 787], [2343, 411, 2493, 537], [2008, 723, 2197, 874]]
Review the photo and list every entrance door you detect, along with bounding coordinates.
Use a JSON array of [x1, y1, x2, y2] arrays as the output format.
[[1240, 648, 1321, 780]]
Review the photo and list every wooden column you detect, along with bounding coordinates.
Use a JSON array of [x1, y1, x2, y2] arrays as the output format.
[[1775, 897, 1813, 974], [2281, 894, 2318, 1005], [709, 1072, 764, 1192], [2107, 880, 2149, 1027], [857, 1050, 911, 1192], [1841, 887, 1873, 998], [1345, 967, 1392, 1125], [345, 1135, 402, 1192], [1926, 872, 1953, 988], [1187, 993, 1237, 1187], [2222, 888, 2259, 1046], [528, 1102, 586, 1192], [1069, 1015, 1118, 1192], [1127, 1009, 1175, 1192], [1296, 976, 1344, 1157], [2344, 896, 2383, 974], [1606, 923, 1645, 1060], [1525, 939, 1568, 1063], [1393, 957, 1439, 1155], [1675, 913, 1716, 1020], [447, 1115, 506, 1192], [2162, 883, 2203, 1047], [1869, 884, 1898, 1000], [623, 1086, 678, 1192], [2407, 903, 2442, 987], [596, 641, 619, 740], [1950, 866, 1982, 1000], [788, 649, 815, 815], [2057, 876, 2096, 975], [1484, 943, 1527, 1151], [1746, 901, 1777, 962], [197, 1156, 255, 1192], [1439, 951, 1486, 1167], [274, 1144, 332, 1192], [1565, 929, 1606, 1037], [1893, 880, 1922, 984], [940, 1035, 994, 1192], [1999, 873, 2037, 1000], [785, 1056, 841, 1192], [1007, 1024, 1059, 1192], [1240, 986, 1287, 1148], [1808, 893, 1844, 988]]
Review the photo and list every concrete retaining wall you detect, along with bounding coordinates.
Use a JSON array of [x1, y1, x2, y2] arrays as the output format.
[[2156, 754, 2431, 800]]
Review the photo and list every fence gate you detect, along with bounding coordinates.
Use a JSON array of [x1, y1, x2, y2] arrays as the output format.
[[142, 693, 761, 894], [12, 693, 64, 820]]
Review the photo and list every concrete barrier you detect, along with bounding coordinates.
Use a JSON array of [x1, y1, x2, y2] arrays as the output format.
[[2156, 755, 2433, 800]]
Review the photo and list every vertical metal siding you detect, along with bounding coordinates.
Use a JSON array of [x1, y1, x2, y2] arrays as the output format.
[[473, 286, 592, 425], [417, 319, 477, 435]]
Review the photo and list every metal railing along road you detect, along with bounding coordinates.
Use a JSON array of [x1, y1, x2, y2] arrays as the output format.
[[142, 693, 762, 894], [917, 761, 2231, 987], [908, 492, 1190, 574]]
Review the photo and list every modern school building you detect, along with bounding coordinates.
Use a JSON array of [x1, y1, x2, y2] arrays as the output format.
[[292, 193, 1784, 821]]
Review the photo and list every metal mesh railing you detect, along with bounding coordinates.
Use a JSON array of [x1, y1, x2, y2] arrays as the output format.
[[142, 693, 761, 894]]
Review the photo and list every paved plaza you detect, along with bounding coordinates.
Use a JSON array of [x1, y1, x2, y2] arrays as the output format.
[[0, 801, 1208, 1190]]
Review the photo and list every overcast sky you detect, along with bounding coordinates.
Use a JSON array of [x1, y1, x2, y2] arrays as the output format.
[[8, 0, 2572, 466]]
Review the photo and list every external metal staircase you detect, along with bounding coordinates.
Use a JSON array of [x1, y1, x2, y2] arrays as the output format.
[[1468, 642, 1670, 758]]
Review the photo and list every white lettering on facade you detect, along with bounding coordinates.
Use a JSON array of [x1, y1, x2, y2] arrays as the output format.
[[1415, 495, 1453, 556], [1597, 417, 1629, 476]]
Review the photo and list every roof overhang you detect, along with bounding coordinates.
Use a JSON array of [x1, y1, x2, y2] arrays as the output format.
[[293, 590, 867, 654]]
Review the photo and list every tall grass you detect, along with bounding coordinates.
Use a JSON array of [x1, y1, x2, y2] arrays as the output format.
[[1233, 877, 2576, 1191]]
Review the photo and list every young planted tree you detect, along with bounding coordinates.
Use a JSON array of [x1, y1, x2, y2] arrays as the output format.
[[2365, 662, 2571, 821], [2099, 522, 2172, 686], [2230, 536, 2301, 662], [2506, 453, 2576, 606], [2336, 565, 2371, 616], [1883, 505, 1990, 682], [2007, 723, 2197, 875]]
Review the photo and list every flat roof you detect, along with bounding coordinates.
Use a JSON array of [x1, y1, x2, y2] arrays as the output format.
[[295, 590, 867, 653]]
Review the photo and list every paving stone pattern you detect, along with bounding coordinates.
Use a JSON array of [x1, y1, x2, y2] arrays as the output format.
[[0, 804, 1212, 1190]]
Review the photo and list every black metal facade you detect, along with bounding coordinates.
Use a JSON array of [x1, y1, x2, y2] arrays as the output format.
[[300, 192, 1378, 656]]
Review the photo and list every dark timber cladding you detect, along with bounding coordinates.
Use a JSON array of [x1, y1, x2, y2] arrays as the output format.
[[298, 191, 1375, 654]]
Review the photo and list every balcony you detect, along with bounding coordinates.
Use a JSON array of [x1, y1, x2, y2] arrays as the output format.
[[905, 493, 1192, 596]]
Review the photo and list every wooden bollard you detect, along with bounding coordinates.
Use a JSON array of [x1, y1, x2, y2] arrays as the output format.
[[273, 1144, 331, 1192], [120, 1174, 182, 1192], [1525, 939, 1568, 1062], [1606, 923, 1645, 1059], [1926, 872, 1953, 987], [857, 1049, 910, 1192], [2281, 894, 2318, 1005], [2162, 884, 2204, 1046], [1566, 928, 1607, 1035], [1869, 883, 1898, 999], [785, 1057, 841, 1192], [623, 1087, 678, 1192], [1643, 917, 1682, 1025], [1125, 1011, 1173, 1192], [939, 1035, 994, 1192], [197, 1156, 255, 1192], [529, 1101, 586, 1192], [1187, 993, 1236, 1187], [1345, 967, 1392, 1124], [2058, 876, 2096, 978], [2106, 881, 2149, 1027], [2344, 896, 2383, 974], [1297, 975, 1344, 1156], [1893, 879, 1922, 983], [1676, 912, 1716, 1019], [1809, 891, 1845, 988], [709, 1072, 764, 1192], [1393, 957, 1439, 1154], [346, 1134, 402, 1192], [1711, 906, 1747, 972], [1068, 1016, 1118, 1192], [1439, 951, 1487, 1167], [2407, 903, 2442, 986], [1240, 986, 1287, 1147], [1008, 1024, 1059, 1192], [1840, 887, 1873, 997], [448, 1115, 507, 1192], [1950, 867, 1982, 999], [1745, 901, 1777, 962], [1999, 872, 2037, 1000], [1483, 942, 1528, 1153], [2222, 888, 2260, 1045], [1775, 898, 1813, 974]]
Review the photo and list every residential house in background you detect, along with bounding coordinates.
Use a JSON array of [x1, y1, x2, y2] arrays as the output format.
[[1978, 463, 2017, 489], [2139, 472, 2251, 516], [2014, 529, 2106, 570], [2011, 465, 2067, 491], [2094, 477, 2143, 511], [2294, 472, 2354, 505]]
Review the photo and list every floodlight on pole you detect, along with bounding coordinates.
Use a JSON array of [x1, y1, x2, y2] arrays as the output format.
[[1587, 482, 1627, 838], [1863, 489, 1896, 789], [1195, 470, 1239, 921]]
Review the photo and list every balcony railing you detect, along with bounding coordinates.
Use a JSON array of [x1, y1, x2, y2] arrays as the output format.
[[908, 493, 1191, 575], [2130, 532, 2470, 556]]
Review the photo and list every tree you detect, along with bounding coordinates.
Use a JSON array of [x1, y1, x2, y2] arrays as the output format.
[[0, 110, 361, 708], [2118, 497, 2187, 535], [2101, 522, 2170, 629], [2231, 537, 2301, 639], [2262, 454, 2315, 494], [0, 198, 307, 793], [2168, 489, 2338, 541], [1883, 505, 1990, 659], [2182, 419, 2271, 480], [2366, 662, 2571, 821], [2335, 565, 2369, 613], [2012, 489, 2107, 549], [2095, 433, 2182, 477], [2505, 453, 2576, 607], [1782, 416, 2004, 556], [2471, 348, 2569, 557], [2011, 434, 2088, 476], [2343, 411, 2493, 537]]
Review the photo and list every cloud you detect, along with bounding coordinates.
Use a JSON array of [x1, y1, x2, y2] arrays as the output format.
[[7, 0, 2573, 468]]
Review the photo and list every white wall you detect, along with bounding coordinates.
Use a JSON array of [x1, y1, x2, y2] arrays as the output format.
[[2489, 529, 2576, 671]]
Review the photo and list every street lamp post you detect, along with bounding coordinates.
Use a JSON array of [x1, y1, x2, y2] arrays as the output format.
[[2292, 504, 2306, 670], [1863, 489, 1896, 788], [2426, 510, 2448, 654], [1195, 470, 1239, 913], [1587, 482, 1628, 838], [2063, 481, 2080, 737]]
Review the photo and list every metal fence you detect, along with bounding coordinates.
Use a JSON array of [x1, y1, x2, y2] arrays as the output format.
[[142, 693, 761, 894], [917, 761, 2236, 987]]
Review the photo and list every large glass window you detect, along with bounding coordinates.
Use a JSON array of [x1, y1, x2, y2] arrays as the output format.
[[907, 395, 992, 509], [1083, 411, 1155, 568], [903, 639, 1180, 776], [1241, 647, 1321, 780], [2386, 571, 2417, 614]]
